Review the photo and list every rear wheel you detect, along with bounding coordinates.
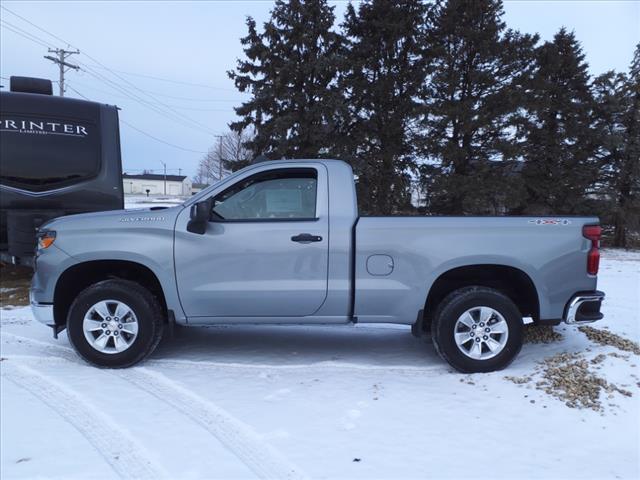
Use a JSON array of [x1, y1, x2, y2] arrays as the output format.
[[66, 279, 164, 368], [431, 286, 523, 373]]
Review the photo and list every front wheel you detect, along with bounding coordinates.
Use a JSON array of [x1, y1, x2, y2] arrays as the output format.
[[431, 287, 523, 373], [66, 279, 164, 368]]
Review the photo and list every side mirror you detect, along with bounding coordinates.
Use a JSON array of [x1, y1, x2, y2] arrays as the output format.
[[187, 198, 213, 234]]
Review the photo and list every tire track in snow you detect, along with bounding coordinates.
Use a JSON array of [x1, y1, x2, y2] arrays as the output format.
[[147, 358, 447, 375], [2, 332, 446, 478], [1, 362, 169, 480], [1, 333, 308, 479], [120, 367, 308, 480], [1, 331, 76, 357]]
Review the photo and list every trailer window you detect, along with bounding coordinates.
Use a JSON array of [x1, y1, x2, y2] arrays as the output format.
[[0, 114, 101, 191]]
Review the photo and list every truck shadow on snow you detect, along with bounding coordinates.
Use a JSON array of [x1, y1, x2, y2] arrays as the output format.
[[152, 324, 443, 367]]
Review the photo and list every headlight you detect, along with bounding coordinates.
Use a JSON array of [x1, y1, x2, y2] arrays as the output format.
[[37, 230, 56, 250]]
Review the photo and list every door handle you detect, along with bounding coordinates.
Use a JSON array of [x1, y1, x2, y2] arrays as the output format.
[[291, 233, 323, 243]]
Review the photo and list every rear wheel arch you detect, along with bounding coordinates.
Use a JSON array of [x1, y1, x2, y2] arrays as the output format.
[[53, 260, 168, 327], [422, 264, 539, 331], [431, 286, 524, 372]]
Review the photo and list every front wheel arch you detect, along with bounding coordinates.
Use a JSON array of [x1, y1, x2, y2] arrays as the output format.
[[54, 260, 168, 328], [66, 279, 164, 367]]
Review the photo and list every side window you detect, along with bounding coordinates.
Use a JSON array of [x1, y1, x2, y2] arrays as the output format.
[[212, 169, 317, 220]]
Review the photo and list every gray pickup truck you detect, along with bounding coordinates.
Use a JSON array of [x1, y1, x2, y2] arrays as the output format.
[[30, 159, 604, 372]]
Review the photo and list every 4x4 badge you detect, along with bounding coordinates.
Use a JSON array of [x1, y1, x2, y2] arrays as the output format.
[[528, 218, 571, 225]]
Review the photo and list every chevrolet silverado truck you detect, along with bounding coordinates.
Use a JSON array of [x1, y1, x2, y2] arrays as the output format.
[[30, 159, 605, 372]]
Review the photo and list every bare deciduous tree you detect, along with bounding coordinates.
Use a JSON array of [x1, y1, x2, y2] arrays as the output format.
[[193, 128, 254, 185], [220, 127, 255, 172]]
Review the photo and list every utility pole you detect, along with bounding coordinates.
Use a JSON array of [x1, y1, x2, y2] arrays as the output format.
[[44, 48, 80, 96], [215, 135, 225, 181], [159, 160, 167, 195]]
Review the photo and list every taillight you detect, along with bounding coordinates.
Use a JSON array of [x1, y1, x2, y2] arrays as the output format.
[[582, 225, 601, 275]]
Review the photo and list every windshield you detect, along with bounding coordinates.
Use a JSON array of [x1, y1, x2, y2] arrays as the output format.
[[186, 164, 258, 205]]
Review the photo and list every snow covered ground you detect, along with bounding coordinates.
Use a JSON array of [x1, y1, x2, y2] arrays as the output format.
[[1, 250, 638, 479]]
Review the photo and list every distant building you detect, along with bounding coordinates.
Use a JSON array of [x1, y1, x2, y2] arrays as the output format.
[[191, 182, 209, 195], [122, 173, 192, 196]]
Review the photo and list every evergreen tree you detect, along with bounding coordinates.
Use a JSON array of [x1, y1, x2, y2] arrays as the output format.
[[518, 29, 597, 214], [337, 0, 428, 214], [593, 44, 640, 247], [592, 71, 629, 239], [619, 45, 640, 246], [228, 0, 341, 159], [420, 0, 537, 215]]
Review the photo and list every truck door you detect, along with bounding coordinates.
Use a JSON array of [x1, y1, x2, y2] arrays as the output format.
[[174, 164, 329, 319]]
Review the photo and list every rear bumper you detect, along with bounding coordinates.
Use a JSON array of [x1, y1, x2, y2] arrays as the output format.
[[564, 291, 605, 324]]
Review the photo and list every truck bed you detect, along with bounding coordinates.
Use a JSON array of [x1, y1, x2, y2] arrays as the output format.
[[354, 216, 598, 324]]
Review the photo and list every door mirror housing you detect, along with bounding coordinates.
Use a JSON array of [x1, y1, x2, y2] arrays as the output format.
[[187, 198, 213, 234]]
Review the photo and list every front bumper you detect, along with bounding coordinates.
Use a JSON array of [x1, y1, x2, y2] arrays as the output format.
[[30, 296, 66, 338], [29, 290, 54, 326], [564, 291, 605, 324]]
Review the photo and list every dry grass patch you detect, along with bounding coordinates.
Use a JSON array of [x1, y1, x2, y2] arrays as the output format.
[[578, 326, 640, 355], [505, 351, 635, 412], [0, 263, 32, 308], [535, 352, 632, 411], [523, 324, 563, 344]]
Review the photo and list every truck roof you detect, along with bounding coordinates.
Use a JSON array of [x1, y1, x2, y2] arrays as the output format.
[[251, 158, 350, 166]]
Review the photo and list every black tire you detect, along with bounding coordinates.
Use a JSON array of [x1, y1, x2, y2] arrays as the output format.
[[66, 279, 164, 368], [431, 286, 523, 373]]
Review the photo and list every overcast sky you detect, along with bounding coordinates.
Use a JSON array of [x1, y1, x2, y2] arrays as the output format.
[[1, 0, 638, 179]]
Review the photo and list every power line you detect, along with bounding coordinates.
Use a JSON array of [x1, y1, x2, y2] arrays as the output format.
[[79, 63, 206, 132], [65, 85, 90, 100], [69, 80, 235, 111], [0, 11, 185, 126], [1, 6, 70, 46], [3, 6, 214, 158], [162, 104, 234, 112], [1, 5, 241, 97], [0, 20, 54, 49], [1, 13, 233, 164], [79, 64, 219, 136], [75, 79, 243, 102], [66, 85, 207, 154], [82, 63, 240, 91], [78, 66, 190, 120], [136, 91, 243, 102], [78, 61, 218, 136], [0, 19, 55, 47], [120, 119, 208, 154], [1, 5, 221, 137]]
